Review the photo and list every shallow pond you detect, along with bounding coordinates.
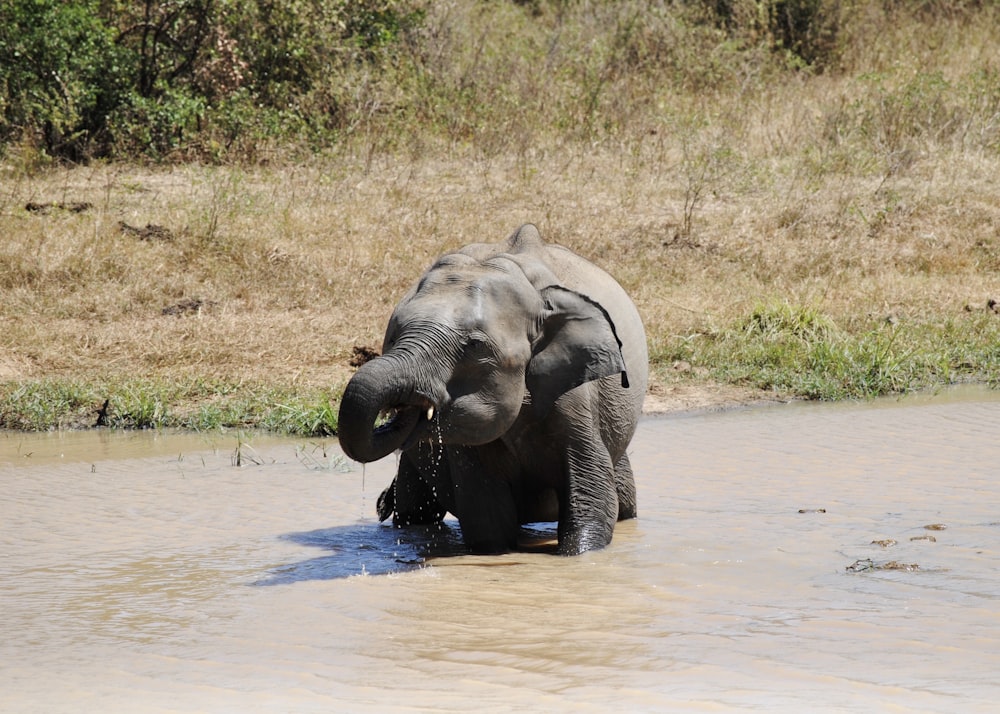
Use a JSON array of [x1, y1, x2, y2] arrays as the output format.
[[2, 387, 999, 712]]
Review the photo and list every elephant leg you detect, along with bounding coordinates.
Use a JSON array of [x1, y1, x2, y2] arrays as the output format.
[[447, 445, 520, 554], [614, 451, 637, 521], [557, 437, 619, 556], [378, 447, 447, 526]]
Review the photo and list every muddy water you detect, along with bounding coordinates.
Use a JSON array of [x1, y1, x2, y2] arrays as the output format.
[[2, 388, 999, 713]]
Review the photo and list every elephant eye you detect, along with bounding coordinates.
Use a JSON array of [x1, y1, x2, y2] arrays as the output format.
[[463, 335, 495, 364]]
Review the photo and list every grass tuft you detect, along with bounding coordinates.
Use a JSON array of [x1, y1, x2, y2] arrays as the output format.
[[0, 379, 340, 436], [656, 305, 1000, 402]]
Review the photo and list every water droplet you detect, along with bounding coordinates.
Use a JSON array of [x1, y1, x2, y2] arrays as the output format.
[[435, 419, 444, 470]]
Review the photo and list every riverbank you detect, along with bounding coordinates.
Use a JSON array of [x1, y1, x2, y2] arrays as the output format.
[[1, 155, 997, 433]]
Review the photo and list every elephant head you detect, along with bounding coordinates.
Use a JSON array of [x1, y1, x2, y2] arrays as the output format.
[[337, 244, 628, 464]]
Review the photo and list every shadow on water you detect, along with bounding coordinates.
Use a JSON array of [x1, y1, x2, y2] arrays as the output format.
[[254, 519, 469, 584], [255, 520, 561, 584]]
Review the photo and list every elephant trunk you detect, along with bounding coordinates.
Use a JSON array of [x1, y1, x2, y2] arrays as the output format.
[[337, 355, 435, 463]]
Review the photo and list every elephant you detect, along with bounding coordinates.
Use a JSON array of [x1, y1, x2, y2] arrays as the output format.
[[337, 224, 648, 556]]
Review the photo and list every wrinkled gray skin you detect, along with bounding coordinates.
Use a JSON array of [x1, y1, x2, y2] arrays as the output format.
[[337, 224, 648, 555]]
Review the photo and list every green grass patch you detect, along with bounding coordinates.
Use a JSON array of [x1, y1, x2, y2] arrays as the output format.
[[654, 301, 1000, 401], [0, 381, 100, 431], [0, 378, 341, 436]]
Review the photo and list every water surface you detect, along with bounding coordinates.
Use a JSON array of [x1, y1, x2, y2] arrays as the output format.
[[2, 388, 999, 712]]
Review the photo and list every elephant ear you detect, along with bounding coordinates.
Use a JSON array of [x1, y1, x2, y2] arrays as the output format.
[[526, 285, 629, 417]]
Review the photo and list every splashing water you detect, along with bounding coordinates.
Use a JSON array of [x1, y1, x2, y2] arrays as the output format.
[[434, 417, 444, 470]]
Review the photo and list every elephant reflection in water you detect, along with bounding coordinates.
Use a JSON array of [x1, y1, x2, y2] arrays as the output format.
[[338, 224, 648, 556]]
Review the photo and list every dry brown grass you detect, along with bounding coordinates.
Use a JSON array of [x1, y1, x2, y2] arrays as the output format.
[[3, 140, 997, 391]]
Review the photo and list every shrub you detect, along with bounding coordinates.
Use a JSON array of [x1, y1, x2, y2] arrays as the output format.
[[0, 0, 130, 159], [703, 0, 843, 70], [1, 0, 998, 162], [0, 0, 426, 161]]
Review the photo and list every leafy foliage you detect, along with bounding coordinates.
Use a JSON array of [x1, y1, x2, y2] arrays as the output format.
[[3, 0, 995, 162], [0, 0, 425, 160], [0, 0, 130, 159]]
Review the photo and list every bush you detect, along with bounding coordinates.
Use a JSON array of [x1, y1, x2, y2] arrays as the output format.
[[0, 0, 131, 159], [705, 0, 843, 70], [0, 0, 425, 161], [1, 0, 997, 162]]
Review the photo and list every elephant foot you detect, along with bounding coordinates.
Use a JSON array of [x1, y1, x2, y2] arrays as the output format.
[[614, 452, 638, 521], [377, 474, 447, 526], [376, 485, 394, 522], [556, 498, 617, 555], [557, 438, 621, 554], [556, 521, 615, 556]]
